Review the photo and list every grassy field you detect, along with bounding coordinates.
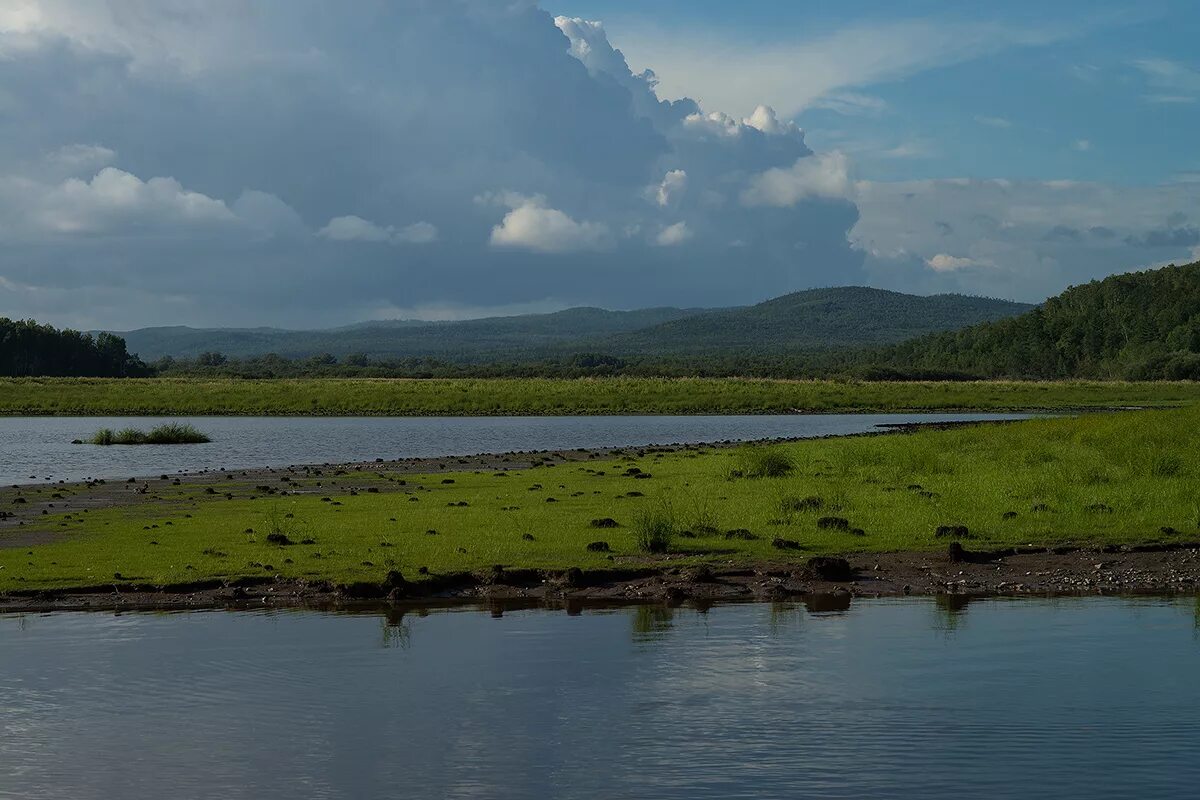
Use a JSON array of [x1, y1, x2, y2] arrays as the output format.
[[2, 405, 1198, 592], [2, 377, 1200, 416]]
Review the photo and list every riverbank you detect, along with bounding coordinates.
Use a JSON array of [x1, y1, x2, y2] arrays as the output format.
[[3, 405, 1199, 601], [2, 541, 1199, 612], [3, 376, 1199, 416]]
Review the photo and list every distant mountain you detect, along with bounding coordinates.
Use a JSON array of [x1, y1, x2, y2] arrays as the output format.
[[604, 287, 1033, 355], [115, 306, 705, 361], [112, 287, 1032, 363], [875, 261, 1200, 379]]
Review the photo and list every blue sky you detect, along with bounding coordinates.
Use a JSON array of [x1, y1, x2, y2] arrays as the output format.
[[0, 1, 1198, 329]]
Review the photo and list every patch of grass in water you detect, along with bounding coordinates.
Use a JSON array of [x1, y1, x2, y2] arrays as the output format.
[[88, 423, 210, 445]]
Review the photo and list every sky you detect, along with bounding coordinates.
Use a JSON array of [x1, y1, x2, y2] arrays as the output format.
[[1, 0, 1199, 330]]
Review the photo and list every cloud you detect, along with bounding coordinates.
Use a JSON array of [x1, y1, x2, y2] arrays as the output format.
[[0, 3, 863, 327], [925, 253, 986, 272], [654, 221, 692, 247], [652, 169, 687, 207], [853, 177, 1200, 301], [741, 151, 854, 206], [2, 166, 236, 236], [489, 196, 609, 253], [318, 216, 437, 245], [742, 105, 801, 136], [611, 17, 1085, 119], [1134, 58, 1200, 102], [1072, 139, 1092, 152], [811, 93, 888, 116]]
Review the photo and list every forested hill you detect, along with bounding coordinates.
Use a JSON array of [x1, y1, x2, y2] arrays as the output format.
[[114, 306, 705, 361], [0, 319, 149, 377], [114, 288, 1030, 363], [874, 262, 1200, 379], [604, 287, 1033, 355]]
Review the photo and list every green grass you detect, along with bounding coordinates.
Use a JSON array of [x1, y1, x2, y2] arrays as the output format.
[[3, 405, 1200, 592], [88, 423, 210, 445], [2, 377, 1200, 416]]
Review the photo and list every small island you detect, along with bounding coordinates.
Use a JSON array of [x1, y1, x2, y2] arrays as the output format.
[[83, 423, 211, 446]]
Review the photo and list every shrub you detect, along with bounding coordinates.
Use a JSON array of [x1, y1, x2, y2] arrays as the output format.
[[633, 505, 676, 554]]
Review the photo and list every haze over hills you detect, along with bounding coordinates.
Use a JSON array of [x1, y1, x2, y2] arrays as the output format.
[[112, 287, 1032, 363], [875, 261, 1200, 380], [113, 307, 706, 362]]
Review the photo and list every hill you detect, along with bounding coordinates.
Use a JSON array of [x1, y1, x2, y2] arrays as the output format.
[[115, 306, 704, 362], [604, 287, 1033, 355], [875, 261, 1200, 379], [114, 288, 1031, 364]]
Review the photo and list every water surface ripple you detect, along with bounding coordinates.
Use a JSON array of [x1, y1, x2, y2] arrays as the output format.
[[1, 597, 1197, 799]]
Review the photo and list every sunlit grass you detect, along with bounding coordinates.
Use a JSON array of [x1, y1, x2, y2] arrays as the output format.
[[2, 405, 1198, 592], [2, 377, 1200, 416]]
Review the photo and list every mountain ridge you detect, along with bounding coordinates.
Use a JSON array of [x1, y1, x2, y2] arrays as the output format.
[[111, 287, 1032, 362]]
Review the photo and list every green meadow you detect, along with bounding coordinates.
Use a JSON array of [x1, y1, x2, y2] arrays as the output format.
[[2, 377, 1200, 415], [2, 405, 1198, 592]]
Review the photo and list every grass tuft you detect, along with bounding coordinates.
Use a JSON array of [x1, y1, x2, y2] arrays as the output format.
[[88, 423, 210, 445], [734, 447, 795, 479], [633, 503, 677, 554]]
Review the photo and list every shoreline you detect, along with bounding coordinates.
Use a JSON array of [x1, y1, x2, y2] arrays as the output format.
[[3, 541, 1198, 613], [5, 412, 1200, 609]]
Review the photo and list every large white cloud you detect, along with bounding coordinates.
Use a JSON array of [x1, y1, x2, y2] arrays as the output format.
[[741, 152, 855, 206], [489, 196, 609, 253]]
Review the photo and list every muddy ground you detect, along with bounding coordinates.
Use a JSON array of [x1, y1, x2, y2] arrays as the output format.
[[2, 542, 1198, 613]]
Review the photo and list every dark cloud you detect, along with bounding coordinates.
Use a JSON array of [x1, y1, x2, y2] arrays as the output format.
[[0, 1, 864, 328], [1124, 226, 1200, 248]]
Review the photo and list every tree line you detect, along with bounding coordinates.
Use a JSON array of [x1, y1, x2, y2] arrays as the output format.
[[0, 318, 150, 377], [6, 261, 1200, 380]]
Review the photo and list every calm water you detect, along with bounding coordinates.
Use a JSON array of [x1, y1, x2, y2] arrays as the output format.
[[1, 598, 1198, 799], [0, 413, 1031, 485]]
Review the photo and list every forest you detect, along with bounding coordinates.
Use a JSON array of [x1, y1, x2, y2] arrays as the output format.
[[6, 262, 1200, 380], [0, 318, 150, 378]]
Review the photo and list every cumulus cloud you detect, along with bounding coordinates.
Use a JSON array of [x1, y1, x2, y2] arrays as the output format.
[[654, 221, 692, 247], [741, 151, 855, 206], [925, 254, 987, 272], [2, 166, 236, 236], [652, 169, 687, 207], [318, 216, 437, 245], [489, 196, 609, 253]]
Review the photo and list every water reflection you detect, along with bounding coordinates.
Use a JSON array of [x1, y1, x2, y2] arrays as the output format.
[[802, 592, 853, 614], [932, 592, 974, 634], [2, 598, 1200, 800], [631, 604, 675, 640]]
